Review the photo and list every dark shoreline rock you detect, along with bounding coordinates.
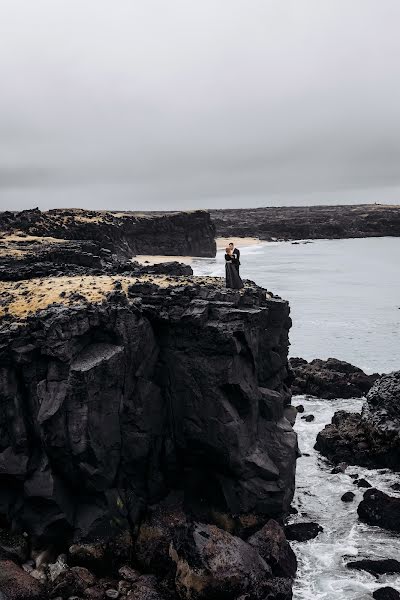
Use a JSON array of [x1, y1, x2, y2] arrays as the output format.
[[284, 522, 323, 542], [315, 371, 400, 470], [358, 489, 400, 532], [346, 558, 400, 576], [210, 204, 400, 241], [290, 357, 379, 399]]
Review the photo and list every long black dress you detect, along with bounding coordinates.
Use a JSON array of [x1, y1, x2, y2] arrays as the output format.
[[225, 254, 243, 289]]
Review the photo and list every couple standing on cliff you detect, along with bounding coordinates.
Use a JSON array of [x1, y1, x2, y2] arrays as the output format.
[[225, 242, 243, 289]]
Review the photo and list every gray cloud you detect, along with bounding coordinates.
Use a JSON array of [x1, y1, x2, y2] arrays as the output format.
[[0, 0, 400, 210]]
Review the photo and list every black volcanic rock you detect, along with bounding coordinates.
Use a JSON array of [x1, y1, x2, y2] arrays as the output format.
[[247, 519, 297, 578], [210, 204, 400, 241], [347, 558, 400, 576], [0, 280, 297, 548], [373, 588, 400, 600], [315, 372, 400, 470], [284, 522, 323, 542], [0, 207, 217, 259], [358, 489, 400, 532], [290, 357, 379, 399], [341, 492, 355, 502]]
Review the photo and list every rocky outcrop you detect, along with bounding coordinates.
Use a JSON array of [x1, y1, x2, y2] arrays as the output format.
[[0, 208, 217, 259], [0, 278, 296, 549], [210, 204, 400, 241], [358, 489, 400, 532], [315, 371, 400, 470], [290, 357, 380, 399]]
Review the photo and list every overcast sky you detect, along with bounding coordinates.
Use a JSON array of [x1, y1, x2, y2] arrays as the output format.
[[1, 0, 400, 211]]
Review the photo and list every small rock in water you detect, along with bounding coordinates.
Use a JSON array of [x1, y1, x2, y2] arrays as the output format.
[[284, 522, 323, 542], [295, 404, 305, 413], [373, 587, 400, 600], [349, 473, 359, 479], [331, 462, 348, 474], [355, 478, 372, 488], [391, 483, 400, 491], [105, 590, 119, 599], [301, 414, 315, 422], [347, 558, 400, 576], [341, 491, 355, 502]]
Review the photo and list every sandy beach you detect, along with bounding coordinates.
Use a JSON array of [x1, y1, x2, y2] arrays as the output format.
[[135, 237, 265, 265]]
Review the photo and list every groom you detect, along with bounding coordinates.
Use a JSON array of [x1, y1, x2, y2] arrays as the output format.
[[229, 242, 240, 274]]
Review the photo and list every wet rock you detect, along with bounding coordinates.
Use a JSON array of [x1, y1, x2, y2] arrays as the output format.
[[170, 522, 271, 600], [48, 554, 69, 582], [331, 462, 348, 474], [0, 559, 44, 599], [284, 522, 323, 542], [127, 575, 166, 600], [315, 372, 400, 470], [373, 587, 400, 600], [118, 565, 140, 583], [301, 414, 315, 422], [358, 488, 400, 532], [341, 492, 355, 502], [295, 405, 304, 413], [391, 483, 400, 491], [247, 519, 297, 578], [346, 558, 400, 576], [355, 478, 372, 488], [289, 357, 380, 399]]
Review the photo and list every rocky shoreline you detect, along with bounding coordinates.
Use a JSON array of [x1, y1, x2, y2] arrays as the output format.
[[210, 204, 400, 241]]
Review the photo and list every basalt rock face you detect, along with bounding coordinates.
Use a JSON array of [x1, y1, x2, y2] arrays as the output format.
[[0, 280, 296, 547], [210, 204, 400, 241], [0, 208, 217, 259], [290, 357, 380, 399], [315, 371, 400, 470]]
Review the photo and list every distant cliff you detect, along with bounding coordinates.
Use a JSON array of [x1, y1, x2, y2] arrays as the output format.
[[210, 204, 400, 240], [0, 276, 296, 547], [0, 208, 217, 258]]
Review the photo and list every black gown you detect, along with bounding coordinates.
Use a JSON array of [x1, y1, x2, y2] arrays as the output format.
[[225, 254, 243, 289]]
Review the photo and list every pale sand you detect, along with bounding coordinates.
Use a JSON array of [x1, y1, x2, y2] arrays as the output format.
[[135, 255, 194, 265], [216, 236, 264, 250], [136, 237, 265, 265]]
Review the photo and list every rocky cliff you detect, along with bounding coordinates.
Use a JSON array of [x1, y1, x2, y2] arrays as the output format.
[[0, 276, 296, 551], [0, 208, 217, 259], [315, 371, 400, 470], [210, 204, 400, 240]]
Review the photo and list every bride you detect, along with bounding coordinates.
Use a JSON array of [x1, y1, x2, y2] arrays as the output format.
[[225, 247, 244, 289]]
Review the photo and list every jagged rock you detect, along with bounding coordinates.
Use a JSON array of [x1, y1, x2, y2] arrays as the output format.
[[48, 554, 68, 582], [210, 204, 400, 241], [68, 543, 107, 575], [135, 493, 187, 575], [358, 489, 400, 532], [247, 519, 297, 578], [49, 566, 96, 597], [0, 281, 296, 545], [170, 522, 271, 600], [127, 575, 166, 600], [289, 357, 379, 399], [373, 587, 400, 600], [315, 371, 400, 470], [341, 492, 355, 502], [331, 462, 347, 474], [0, 559, 44, 599], [301, 414, 315, 422], [354, 478, 372, 488], [284, 522, 323, 542], [118, 565, 141, 583], [346, 559, 400, 576], [0, 528, 29, 562]]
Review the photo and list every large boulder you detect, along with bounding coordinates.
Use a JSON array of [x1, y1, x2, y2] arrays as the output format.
[[0, 559, 45, 599], [289, 357, 379, 399], [170, 522, 271, 600], [315, 371, 400, 470], [247, 520, 297, 578], [358, 489, 400, 532]]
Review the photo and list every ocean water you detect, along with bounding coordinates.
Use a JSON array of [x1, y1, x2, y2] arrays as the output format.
[[192, 237, 400, 374], [192, 237, 400, 600]]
